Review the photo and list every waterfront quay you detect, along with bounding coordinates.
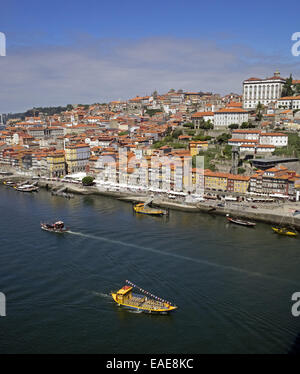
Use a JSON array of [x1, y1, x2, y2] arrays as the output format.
[[3, 172, 300, 230]]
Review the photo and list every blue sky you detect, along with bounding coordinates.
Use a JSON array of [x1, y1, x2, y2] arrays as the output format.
[[1, 0, 300, 112]]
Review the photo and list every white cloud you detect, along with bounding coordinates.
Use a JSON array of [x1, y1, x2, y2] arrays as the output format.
[[0, 36, 299, 112]]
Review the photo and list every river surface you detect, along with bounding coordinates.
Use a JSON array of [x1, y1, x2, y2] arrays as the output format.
[[0, 185, 300, 354]]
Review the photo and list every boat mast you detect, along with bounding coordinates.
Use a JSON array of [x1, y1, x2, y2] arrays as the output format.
[[125, 280, 172, 305]]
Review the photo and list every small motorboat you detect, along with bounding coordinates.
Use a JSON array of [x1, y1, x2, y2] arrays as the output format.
[[272, 227, 298, 237], [226, 214, 256, 227], [41, 221, 68, 233]]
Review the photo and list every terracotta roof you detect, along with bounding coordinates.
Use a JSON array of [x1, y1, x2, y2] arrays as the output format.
[[256, 145, 275, 148], [229, 139, 258, 143], [244, 77, 262, 81], [226, 102, 243, 108], [215, 108, 248, 113], [260, 132, 286, 136], [191, 111, 214, 117]]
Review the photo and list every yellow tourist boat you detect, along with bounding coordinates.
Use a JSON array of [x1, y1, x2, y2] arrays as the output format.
[[133, 202, 166, 216], [111, 281, 178, 314], [272, 227, 298, 237]]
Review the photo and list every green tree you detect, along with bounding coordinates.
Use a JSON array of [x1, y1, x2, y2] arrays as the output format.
[[272, 133, 300, 157], [294, 84, 300, 95], [223, 144, 232, 158], [216, 133, 231, 144], [199, 119, 213, 130], [172, 129, 183, 139], [82, 176, 95, 186], [282, 74, 294, 97], [192, 134, 211, 141], [241, 122, 252, 128], [146, 109, 162, 117], [183, 122, 194, 128], [256, 101, 263, 112], [255, 102, 263, 121], [187, 130, 196, 136]]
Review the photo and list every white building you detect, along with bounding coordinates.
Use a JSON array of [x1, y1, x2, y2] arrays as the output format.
[[214, 108, 249, 128], [228, 129, 287, 152], [259, 132, 288, 147], [231, 129, 261, 141], [256, 144, 276, 153], [228, 138, 258, 147], [191, 111, 214, 126], [243, 71, 286, 109], [276, 95, 300, 110]]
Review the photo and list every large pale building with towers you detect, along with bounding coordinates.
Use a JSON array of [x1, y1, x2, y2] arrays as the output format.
[[242, 71, 286, 109]]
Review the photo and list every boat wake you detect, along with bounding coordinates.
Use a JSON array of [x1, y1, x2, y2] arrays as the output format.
[[67, 231, 299, 286], [90, 291, 112, 299]]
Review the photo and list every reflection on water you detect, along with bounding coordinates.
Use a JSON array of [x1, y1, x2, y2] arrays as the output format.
[[0, 185, 300, 354]]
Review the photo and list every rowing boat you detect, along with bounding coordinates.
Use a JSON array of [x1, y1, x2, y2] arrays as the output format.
[[226, 214, 256, 227]]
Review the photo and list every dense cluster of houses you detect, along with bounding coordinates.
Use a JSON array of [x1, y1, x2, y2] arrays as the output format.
[[1, 76, 300, 199]]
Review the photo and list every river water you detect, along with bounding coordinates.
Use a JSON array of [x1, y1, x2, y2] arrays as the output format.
[[0, 185, 300, 354]]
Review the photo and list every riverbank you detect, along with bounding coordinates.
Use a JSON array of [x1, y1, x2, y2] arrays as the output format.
[[2, 173, 300, 230], [119, 195, 300, 229]]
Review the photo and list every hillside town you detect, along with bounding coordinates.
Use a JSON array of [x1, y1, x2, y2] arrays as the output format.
[[1, 71, 300, 202]]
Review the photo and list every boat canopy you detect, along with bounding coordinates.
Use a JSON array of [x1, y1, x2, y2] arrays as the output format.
[[54, 221, 64, 228], [117, 286, 133, 295]]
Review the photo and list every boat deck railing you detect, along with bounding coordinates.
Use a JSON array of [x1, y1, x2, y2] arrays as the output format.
[[130, 295, 169, 310]]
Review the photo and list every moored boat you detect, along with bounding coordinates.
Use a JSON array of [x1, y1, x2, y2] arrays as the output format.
[[226, 214, 256, 227], [111, 280, 177, 314], [41, 220, 68, 233], [133, 202, 167, 216], [272, 227, 298, 237], [15, 184, 39, 192], [3, 181, 16, 187]]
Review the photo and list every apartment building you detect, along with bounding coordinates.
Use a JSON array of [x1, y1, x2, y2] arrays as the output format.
[[214, 108, 249, 128], [65, 143, 91, 173]]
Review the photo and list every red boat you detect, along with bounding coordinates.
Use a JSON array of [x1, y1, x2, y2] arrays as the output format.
[[41, 221, 68, 233], [226, 214, 256, 227]]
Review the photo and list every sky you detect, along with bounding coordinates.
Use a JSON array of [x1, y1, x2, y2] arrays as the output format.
[[1, 0, 300, 113]]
